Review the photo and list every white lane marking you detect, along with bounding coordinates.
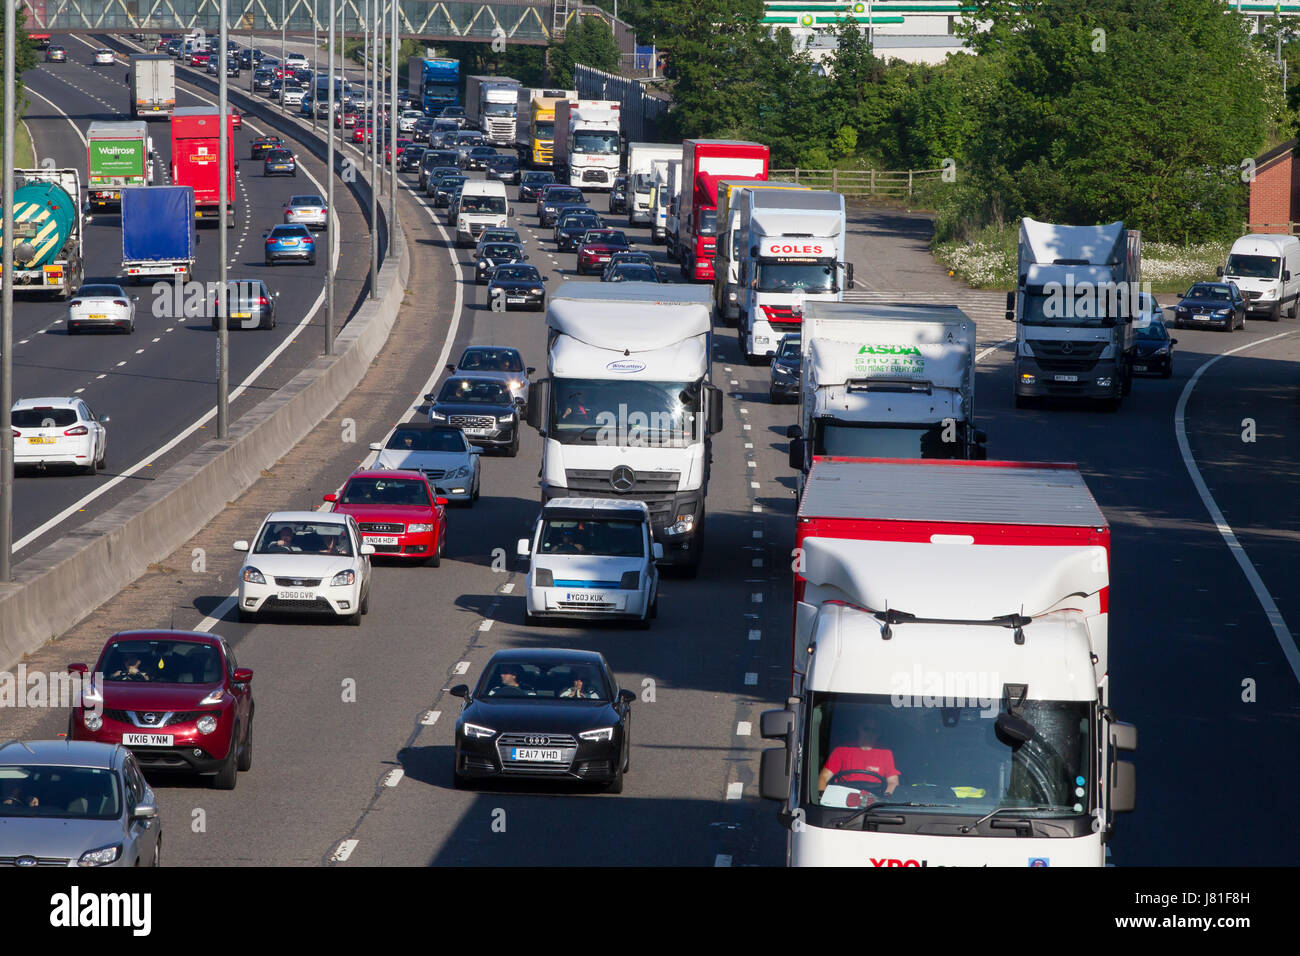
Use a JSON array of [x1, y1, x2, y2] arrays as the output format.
[[751, 504, 762, 513], [744, 672, 758, 685], [383, 768, 404, 787], [478, 619, 493, 631], [1175, 329, 1300, 685], [726, 782, 743, 799], [22, 85, 88, 146], [746, 461, 756, 468], [195, 594, 238, 633], [748, 629, 761, 641], [453, 661, 470, 675], [976, 337, 1015, 363], [421, 710, 441, 725], [750, 481, 760, 489], [330, 839, 358, 862], [714, 853, 733, 866], [752, 530, 762, 539], [751, 593, 762, 604], [499, 582, 514, 594], [752, 558, 763, 567], [736, 721, 751, 736]]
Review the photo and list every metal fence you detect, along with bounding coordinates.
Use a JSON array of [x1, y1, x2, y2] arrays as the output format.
[[771, 167, 945, 196], [573, 62, 671, 144]]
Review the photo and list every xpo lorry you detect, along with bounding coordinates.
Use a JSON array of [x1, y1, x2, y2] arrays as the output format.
[[785, 302, 985, 482], [1007, 218, 1141, 410], [713, 180, 809, 327], [515, 87, 575, 168], [170, 106, 237, 225], [127, 54, 176, 118], [525, 282, 725, 575], [121, 186, 197, 282], [553, 99, 622, 190], [760, 456, 1137, 867], [676, 139, 769, 283], [626, 143, 682, 226], [86, 121, 153, 211], [465, 75, 521, 145]]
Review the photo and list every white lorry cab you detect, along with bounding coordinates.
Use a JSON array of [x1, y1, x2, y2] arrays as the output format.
[[518, 498, 662, 627], [1220, 233, 1300, 321], [455, 179, 513, 247]]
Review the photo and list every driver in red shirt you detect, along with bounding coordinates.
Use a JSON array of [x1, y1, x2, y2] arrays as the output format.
[[818, 716, 900, 799]]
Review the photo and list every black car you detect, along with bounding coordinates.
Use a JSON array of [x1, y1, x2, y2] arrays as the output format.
[[238, 49, 254, 69], [209, 278, 277, 330], [519, 170, 555, 203], [1131, 319, 1176, 377], [225, 59, 240, 77], [538, 186, 585, 226], [450, 648, 634, 792], [556, 212, 603, 252], [768, 332, 802, 402], [397, 145, 427, 173], [252, 68, 275, 93], [419, 149, 460, 189], [250, 134, 283, 159], [411, 117, 435, 143], [1172, 281, 1246, 331], [461, 145, 498, 171], [609, 175, 629, 215], [603, 263, 660, 283], [423, 167, 462, 198], [600, 250, 655, 280], [486, 153, 521, 185], [431, 174, 468, 208], [486, 263, 548, 312], [475, 242, 529, 284], [426, 375, 521, 455]]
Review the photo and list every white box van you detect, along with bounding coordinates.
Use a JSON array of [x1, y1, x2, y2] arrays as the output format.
[[1221, 233, 1300, 321], [455, 179, 513, 247]]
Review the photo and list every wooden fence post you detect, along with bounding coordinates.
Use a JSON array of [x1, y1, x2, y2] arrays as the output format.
[[908, 169, 914, 195], [794, 166, 800, 183], [831, 168, 838, 192], [869, 169, 875, 193]]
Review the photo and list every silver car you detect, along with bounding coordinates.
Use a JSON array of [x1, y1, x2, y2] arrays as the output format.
[[285, 194, 329, 230], [446, 345, 534, 412], [0, 739, 161, 867]]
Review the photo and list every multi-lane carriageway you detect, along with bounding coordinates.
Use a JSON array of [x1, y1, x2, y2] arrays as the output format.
[[2, 40, 1300, 865]]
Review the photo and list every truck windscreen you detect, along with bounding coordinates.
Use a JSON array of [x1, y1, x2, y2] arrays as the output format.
[[572, 131, 619, 155], [816, 421, 963, 459], [485, 103, 514, 117], [550, 378, 701, 447], [804, 691, 1091, 823], [426, 82, 457, 99], [697, 209, 717, 235], [754, 261, 835, 293], [1021, 286, 1127, 327], [535, 121, 554, 140]]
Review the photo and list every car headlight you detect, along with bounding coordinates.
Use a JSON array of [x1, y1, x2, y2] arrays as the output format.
[[531, 287, 543, 295], [330, 569, 356, 586], [579, 727, 614, 742], [478, 260, 488, 269], [664, 513, 695, 536], [242, 567, 266, 585], [497, 413, 514, 423], [199, 689, 227, 705], [1153, 346, 1169, 355], [407, 523, 434, 533], [463, 722, 496, 739], [447, 465, 470, 479], [1176, 307, 1188, 314], [78, 843, 122, 867], [1212, 309, 1229, 317], [82, 710, 103, 731], [773, 365, 796, 379], [196, 715, 219, 735]]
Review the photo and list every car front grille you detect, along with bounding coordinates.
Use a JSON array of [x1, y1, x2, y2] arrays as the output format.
[[583, 169, 609, 183], [263, 597, 334, 612], [419, 468, 448, 480], [359, 522, 404, 534], [495, 732, 578, 773], [1027, 340, 1106, 373], [449, 415, 495, 429], [556, 599, 619, 611], [0, 855, 71, 866], [275, 576, 322, 587]]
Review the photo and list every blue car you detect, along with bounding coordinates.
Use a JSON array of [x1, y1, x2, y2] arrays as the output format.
[[264, 224, 316, 266], [263, 148, 297, 177]]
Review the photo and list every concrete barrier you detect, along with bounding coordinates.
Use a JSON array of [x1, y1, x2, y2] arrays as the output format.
[[0, 68, 411, 671]]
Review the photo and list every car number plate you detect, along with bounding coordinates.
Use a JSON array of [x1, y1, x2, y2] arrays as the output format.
[[1053, 374, 1079, 382], [27, 436, 55, 444], [278, 589, 315, 600], [232, 311, 251, 319], [511, 748, 563, 762], [506, 296, 527, 304], [364, 535, 399, 545], [124, 733, 174, 747], [284, 238, 298, 245], [565, 592, 607, 603], [465, 427, 492, 435], [1133, 364, 1148, 372], [88, 313, 106, 319]]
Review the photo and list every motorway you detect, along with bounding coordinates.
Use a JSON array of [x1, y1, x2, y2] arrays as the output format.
[[9, 35, 373, 561], [2, 71, 1298, 864]]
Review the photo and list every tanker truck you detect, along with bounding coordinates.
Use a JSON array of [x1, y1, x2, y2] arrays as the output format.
[[0, 168, 85, 299]]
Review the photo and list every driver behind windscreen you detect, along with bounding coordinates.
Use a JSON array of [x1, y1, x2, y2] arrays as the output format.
[[818, 715, 900, 799]]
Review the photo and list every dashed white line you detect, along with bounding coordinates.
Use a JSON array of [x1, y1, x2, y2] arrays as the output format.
[[744, 672, 758, 686], [330, 839, 358, 862], [478, 619, 493, 631], [748, 629, 761, 641], [452, 661, 470, 675], [383, 768, 404, 787], [421, 710, 441, 726], [736, 721, 752, 736], [714, 853, 733, 867], [726, 782, 744, 799]]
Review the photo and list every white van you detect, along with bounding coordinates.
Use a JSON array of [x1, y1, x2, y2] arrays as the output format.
[[1221, 233, 1300, 321], [455, 179, 513, 247]]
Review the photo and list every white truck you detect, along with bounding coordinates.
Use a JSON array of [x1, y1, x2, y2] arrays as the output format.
[[626, 143, 682, 226], [651, 159, 681, 245], [454, 179, 513, 247], [715, 181, 809, 328], [465, 75, 521, 146], [126, 54, 176, 119], [553, 99, 621, 190], [736, 190, 853, 362], [785, 302, 985, 480], [760, 456, 1137, 867], [1007, 218, 1140, 409], [524, 282, 725, 575]]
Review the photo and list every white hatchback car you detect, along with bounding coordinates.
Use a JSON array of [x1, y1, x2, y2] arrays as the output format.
[[93, 48, 115, 65], [11, 397, 109, 474], [517, 498, 661, 628], [284, 52, 309, 69], [67, 283, 137, 334], [398, 109, 424, 133], [369, 421, 481, 504], [234, 512, 374, 625]]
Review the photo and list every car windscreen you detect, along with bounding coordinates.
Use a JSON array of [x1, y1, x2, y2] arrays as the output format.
[[254, 520, 353, 555], [777, 338, 802, 360], [523, 172, 553, 183], [481, 245, 520, 259], [290, 196, 323, 206], [340, 476, 430, 507], [460, 349, 524, 372], [12, 408, 76, 428], [1135, 322, 1168, 340], [386, 427, 465, 452], [562, 216, 600, 230], [610, 266, 658, 281], [491, 266, 538, 282], [489, 156, 518, 168], [586, 232, 628, 246], [0, 766, 122, 821], [476, 660, 612, 700], [437, 379, 510, 404], [100, 639, 224, 685], [540, 517, 645, 558], [547, 188, 582, 203], [1186, 284, 1231, 301], [265, 150, 293, 161]]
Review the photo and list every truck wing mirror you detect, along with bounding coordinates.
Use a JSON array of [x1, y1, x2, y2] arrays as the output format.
[[759, 709, 793, 740], [785, 424, 802, 440], [1109, 720, 1137, 752], [1215, 266, 1224, 277], [846, 262, 855, 288], [1005, 290, 1015, 320], [525, 378, 547, 432], [788, 437, 806, 472], [1110, 760, 1136, 813], [706, 384, 724, 435], [759, 748, 791, 802], [995, 712, 1035, 745], [974, 428, 988, 444]]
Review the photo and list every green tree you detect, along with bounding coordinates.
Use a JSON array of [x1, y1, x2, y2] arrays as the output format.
[[548, 16, 621, 86], [0, 7, 38, 112]]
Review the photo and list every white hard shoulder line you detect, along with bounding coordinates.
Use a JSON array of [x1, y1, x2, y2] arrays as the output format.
[[1175, 329, 1300, 686]]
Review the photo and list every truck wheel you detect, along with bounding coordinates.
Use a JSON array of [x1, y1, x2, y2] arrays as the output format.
[[1270, 302, 1281, 322]]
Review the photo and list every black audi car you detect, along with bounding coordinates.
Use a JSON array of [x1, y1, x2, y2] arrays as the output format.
[[1172, 281, 1246, 331], [486, 263, 548, 312], [519, 170, 555, 203], [538, 186, 585, 226], [419, 149, 460, 189], [451, 648, 634, 792], [768, 332, 802, 402], [475, 241, 529, 284], [431, 174, 468, 208], [426, 375, 521, 456], [250, 134, 283, 159], [397, 144, 427, 173], [1131, 319, 1177, 377], [555, 211, 603, 252], [486, 153, 521, 185], [609, 175, 629, 215]]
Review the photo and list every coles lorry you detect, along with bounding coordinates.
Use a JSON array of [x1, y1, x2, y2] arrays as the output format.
[[524, 282, 725, 575], [127, 54, 176, 118], [86, 121, 153, 211], [553, 99, 621, 190], [121, 186, 197, 282], [407, 57, 459, 114], [170, 106, 237, 225], [0, 168, 84, 298], [675, 139, 769, 283], [759, 456, 1136, 867], [785, 302, 985, 482], [626, 143, 682, 226], [713, 180, 809, 327], [1007, 218, 1141, 409], [465, 75, 521, 145], [515, 87, 575, 168], [736, 190, 854, 360]]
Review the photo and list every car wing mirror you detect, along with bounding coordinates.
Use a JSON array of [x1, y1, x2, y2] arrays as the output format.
[[618, 689, 636, 704], [232, 667, 254, 682], [449, 684, 469, 698], [233, 540, 250, 552], [360, 544, 376, 556], [652, 542, 664, 561], [517, 537, 531, 558]]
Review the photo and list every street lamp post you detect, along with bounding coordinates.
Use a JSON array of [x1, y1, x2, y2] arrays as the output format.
[[369, 0, 378, 298], [326, 0, 336, 354], [218, 0, 230, 439], [1, 0, 16, 580], [312, 0, 319, 131], [390, 0, 398, 231]]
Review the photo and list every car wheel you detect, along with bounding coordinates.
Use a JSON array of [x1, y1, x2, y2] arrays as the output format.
[[308, 256, 316, 266], [153, 836, 161, 867], [649, 591, 658, 620], [360, 587, 370, 616], [1270, 302, 1281, 322], [428, 531, 443, 567], [266, 257, 274, 267], [1161, 360, 1173, 379], [525, 608, 541, 627], [507, 433, 519, 457], [237, 715, 253, 771], [67, 322, 78, 334], [452, 763, 469, 790], [471, 475, 480, 503], [67, 714, 76, 740], [212, 733, 239, 789], [346, 605, 362, 626], [1223, 316, 1233, 333], [84, 454, 97, 477], [605, 762, 624, 794], [96, 444, 106, 469], [237, 607, 255, 624]]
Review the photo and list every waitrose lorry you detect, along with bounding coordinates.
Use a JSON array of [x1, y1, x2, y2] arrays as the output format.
[[525, 282, 725, 575], [127, 53, 176, 118], [785, 302, 984, 482], [86, 121, 153, 211], [759, 456, 1137, 867]]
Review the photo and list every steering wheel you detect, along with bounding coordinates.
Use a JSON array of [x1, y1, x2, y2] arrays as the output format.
[[828, 768, 888, 795]]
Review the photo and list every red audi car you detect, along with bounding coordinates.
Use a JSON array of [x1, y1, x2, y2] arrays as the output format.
[[68, 630, 254, 790], [576, 228, 633, 275], [323, 468, 448, 564]]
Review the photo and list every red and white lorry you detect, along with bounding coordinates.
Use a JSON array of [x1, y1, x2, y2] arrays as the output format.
[[170, 106, 237, 226], [673, 139, 768, 284]]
